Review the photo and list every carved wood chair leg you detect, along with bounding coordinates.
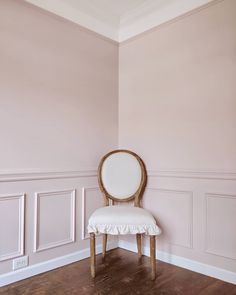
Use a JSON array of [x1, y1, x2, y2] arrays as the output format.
[[150, 235, 156, 280], [102, 234, 107, 258], [90, 233, 96, 278], [136, 234, 142, 258]]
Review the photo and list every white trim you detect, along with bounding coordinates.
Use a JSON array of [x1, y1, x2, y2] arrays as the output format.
[[148, 169, 236, 180], [118, 240, 236, 285], [119, 0, 216, 42], [24, 0, 219, 42], [0, 194, 25, 261], [0, 169, 235, 182], [0, 169, 97, 182], [0, 241, 118, 287], [24, 0, 119, 41], [34, 189, 76, 253]]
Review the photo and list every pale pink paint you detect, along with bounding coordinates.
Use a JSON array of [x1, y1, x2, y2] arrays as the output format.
[[119, 0, 236, 275], [0, 0, 118, 172], [0, 0, 236, 285], [119, 0, 236, 172], [0, 0, 118, 277]]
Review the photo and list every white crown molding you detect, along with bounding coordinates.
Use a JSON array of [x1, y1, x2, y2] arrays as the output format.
[[24, 0, 119, 41], [24, 0, 217, 43], [119, 0, 215, 42]]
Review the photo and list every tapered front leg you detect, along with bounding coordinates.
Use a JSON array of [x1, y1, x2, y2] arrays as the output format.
[[150, 236, 156, 280], [136, 234, 142, 258], [102, 234, 107, 259], [90, 233, 96, 278]]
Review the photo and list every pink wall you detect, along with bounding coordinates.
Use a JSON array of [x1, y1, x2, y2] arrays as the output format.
[[1, 0, 236, 286], [0, 0, 118, 282], [0, 0, 118, 172], [119, 0, 236, 278], [119, 0, 236, 172]]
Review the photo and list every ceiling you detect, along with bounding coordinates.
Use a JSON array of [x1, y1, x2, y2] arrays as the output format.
[[25, 0, 214, 42]]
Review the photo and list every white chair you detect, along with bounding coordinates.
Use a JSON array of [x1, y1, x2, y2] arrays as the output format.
[[88, 150, 161, 280]]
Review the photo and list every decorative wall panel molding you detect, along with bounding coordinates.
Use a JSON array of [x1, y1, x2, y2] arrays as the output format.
[[145, 188, 193, 248], [205, 193, 236, 260], [34, 189, 76, 252], [81, 187, 102, 240], [0, 194, 25, 261]]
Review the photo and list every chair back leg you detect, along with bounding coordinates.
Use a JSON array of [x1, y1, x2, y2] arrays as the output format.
[[102, 234, 107, 258], [136, 234, 142, 258], [90, 233, 96, 278], [150, 236, 156, 280]]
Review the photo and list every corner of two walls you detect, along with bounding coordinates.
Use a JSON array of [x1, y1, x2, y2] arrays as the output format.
[[1, 0, 236, 287]]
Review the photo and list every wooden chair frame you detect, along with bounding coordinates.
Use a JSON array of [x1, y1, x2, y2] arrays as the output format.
[[90, 149, 157, 280]]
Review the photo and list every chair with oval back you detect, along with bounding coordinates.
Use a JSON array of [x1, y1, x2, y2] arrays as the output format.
[[88, 150, 161, 280]]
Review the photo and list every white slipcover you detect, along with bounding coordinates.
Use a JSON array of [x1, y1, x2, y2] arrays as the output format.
[[88, 205, 161, 236]]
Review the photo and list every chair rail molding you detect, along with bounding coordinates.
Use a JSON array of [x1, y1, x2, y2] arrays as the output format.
[[0, 194, 25, 261], [0, 169, 235, 182], [147, 169, 236, 180], [34, 189, 76, 253], [0, 169, 97, 182]]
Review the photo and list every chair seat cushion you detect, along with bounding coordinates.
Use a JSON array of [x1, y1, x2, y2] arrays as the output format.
[[88, 205, 161, 236]]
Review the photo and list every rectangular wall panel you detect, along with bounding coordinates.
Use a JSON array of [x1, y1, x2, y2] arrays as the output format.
[[34, 189, 75, 252], [0, 194, 25, 261], [206, 193, 236, 260], [81, 187, 103, 240], [143, 188, 193, 248]]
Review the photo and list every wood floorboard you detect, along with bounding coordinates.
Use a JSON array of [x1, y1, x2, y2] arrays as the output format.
[[0, 248, 236, 295]]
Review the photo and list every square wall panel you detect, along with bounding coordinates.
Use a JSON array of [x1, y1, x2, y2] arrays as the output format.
[[34, 189, 75, 252]]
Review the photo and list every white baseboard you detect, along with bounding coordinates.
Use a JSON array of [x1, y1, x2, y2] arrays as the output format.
[[0, 241, 118, 287], [1, 239, 235, 287], [118, 240, 236, 285]]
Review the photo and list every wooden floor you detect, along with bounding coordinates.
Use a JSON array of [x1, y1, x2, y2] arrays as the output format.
[[1, 248, 236, 295]]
